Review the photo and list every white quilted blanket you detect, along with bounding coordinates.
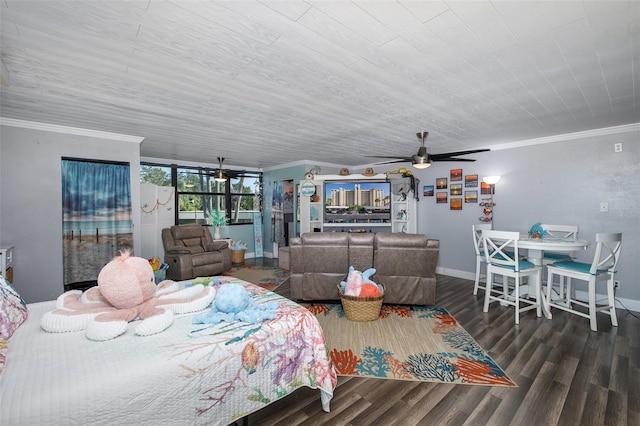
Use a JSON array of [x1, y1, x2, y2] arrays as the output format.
[[0, 278, 336, 425]]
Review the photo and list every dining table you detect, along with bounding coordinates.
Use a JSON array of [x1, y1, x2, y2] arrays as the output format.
[[517, 233, 591, 266], [516, 233, 591, 318]]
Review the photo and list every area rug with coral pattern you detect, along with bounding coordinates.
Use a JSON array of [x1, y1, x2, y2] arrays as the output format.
[[222, 265, 289, 292], [303, 303, 516, 387]]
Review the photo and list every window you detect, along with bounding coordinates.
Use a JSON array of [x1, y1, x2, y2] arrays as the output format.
[[140, 164, 262, 225]]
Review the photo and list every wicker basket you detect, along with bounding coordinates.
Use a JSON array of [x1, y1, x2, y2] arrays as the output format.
[[338, 284, 385, 322], [230, 249, 245, 265]]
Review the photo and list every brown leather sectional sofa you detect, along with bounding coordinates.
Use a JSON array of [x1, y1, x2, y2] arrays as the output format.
[[289, 232, 440, 305]]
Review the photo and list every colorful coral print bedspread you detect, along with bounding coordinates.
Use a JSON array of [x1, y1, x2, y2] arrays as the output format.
[[0, 278, 337, 426]]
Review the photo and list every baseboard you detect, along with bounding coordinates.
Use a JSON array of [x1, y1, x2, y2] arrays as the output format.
[[436, 266, 476, 281], [437, 267, 640, 313]]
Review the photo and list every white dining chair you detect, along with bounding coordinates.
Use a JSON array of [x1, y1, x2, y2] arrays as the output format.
[[540, 224, 579, 263], [540, 224, 579, 301], [482, 230, 543, 325], [472, 223, 492, 295], [546, 232, 622, 332]]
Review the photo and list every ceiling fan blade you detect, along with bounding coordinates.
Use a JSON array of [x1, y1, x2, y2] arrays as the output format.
[[371, 158, 413, 165], [365, 155, 411, 160], [431, 157, 477, 162], [366, 144, 490, 165], [430, 148, 490, 161]]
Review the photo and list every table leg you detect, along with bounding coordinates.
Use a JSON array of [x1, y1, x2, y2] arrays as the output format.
[[518, 248, 543, 297]]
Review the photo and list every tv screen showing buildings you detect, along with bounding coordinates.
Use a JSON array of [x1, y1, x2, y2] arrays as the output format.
[[324, 181, 391, 223]]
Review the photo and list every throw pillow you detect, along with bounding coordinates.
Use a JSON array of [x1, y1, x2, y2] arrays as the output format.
[[0, 338, 7, 374], [0, 276, 28, 339]]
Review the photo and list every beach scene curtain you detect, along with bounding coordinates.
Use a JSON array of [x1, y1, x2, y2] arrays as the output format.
[[62, 159, 132, 289], [271, 180, 285, 248]]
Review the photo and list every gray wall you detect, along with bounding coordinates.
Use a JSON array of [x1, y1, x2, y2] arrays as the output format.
[[413, 131, 639, 308], [0, 124, 141, 303], [2, 122, 638, 309]]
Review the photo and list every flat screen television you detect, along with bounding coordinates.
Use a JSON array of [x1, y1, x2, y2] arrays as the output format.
[[324, 180, 391, 224]]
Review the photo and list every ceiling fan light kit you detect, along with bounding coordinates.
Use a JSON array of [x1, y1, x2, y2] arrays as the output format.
[[411, 155, 432, 169], [215, 156, 227, 182]]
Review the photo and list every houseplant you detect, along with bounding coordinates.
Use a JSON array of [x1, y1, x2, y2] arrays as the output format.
[[208, 208, 228, 240]]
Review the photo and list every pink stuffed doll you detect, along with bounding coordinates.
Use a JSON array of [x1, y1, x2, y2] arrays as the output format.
[[41, 250, 215, 341], [342, 266, 363, 296], [341, 266, 382, 297]]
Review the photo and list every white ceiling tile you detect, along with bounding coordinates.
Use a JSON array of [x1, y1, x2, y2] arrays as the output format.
[[260, 1, 312, 22], [308, 0, 398, 47], [399, 0, 450, 23], [537, 0, 585, 30], [1, 0, 638, 168], [448, 1, 517, 52]]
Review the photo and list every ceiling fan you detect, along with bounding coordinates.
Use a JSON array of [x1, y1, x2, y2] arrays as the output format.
[[213, 157, 256, 180], [368, 132, 490, 169], [214, 157, 227, 182]]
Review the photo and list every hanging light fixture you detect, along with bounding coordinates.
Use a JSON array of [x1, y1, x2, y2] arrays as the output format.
[[412, 132, 432, 169], [215, 156, 227, 182]]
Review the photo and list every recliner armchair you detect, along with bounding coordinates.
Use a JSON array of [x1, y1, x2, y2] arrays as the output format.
[[162, 225, 231, 280]]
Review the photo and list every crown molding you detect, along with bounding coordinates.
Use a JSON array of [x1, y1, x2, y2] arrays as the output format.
[[0, 117, 144, 143], [486, 123, 640, 151], [140, 156, 261, 172]]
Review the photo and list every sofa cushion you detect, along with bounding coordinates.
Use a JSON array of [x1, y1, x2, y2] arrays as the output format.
[[303, 245, 349, 273], [374, 232, 427, 249], [172, 225, 206, 240], [192, 252, 223, 267], [301, 232, 349, 245], [348, 233, 374, 271], [182, 238, 206, 253]]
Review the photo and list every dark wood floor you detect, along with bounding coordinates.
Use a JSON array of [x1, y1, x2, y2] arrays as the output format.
[[243, 258, 639, 425]]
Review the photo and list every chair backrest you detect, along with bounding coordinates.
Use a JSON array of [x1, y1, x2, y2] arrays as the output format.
[[162, 225, 212, 253], [589, 232, 622, 274], [472, 223, 492, 256], [482, 229, 523, 271], [540, 224, 578, 239]]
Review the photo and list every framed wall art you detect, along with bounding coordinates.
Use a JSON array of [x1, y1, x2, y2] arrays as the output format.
[[450, 168, 462, 181], [436, 192, 448, 204], [423, 185, 434, 196], [450, 198, 462, 210], [450, 183, 462, 196], [436, 177, 448, 189], [465, 174, 478, 187], [465, 190, 478, 203], [481, 181, 494, 195]]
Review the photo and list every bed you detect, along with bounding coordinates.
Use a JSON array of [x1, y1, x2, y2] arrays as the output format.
[[0, 276, 337, 425]]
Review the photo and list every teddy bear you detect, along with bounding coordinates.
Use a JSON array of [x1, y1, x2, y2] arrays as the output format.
[[41, 250, 215, 341]]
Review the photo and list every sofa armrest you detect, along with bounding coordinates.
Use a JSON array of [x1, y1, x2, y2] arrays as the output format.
[[289, 238, 303, 274], [164, 253, 194, 281], [422, 240, 440, 278]]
